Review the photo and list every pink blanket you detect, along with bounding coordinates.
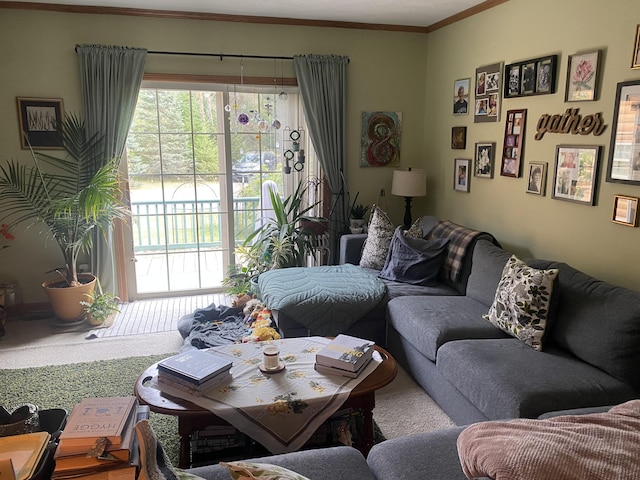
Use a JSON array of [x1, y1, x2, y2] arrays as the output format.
[[457, 400, 640, 480]]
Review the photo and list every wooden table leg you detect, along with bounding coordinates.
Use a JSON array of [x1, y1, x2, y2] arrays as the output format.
[[177, 417, 192, 468], [357, 393, 376, 456]]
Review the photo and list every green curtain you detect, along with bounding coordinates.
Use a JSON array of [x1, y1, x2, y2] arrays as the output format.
[[293, 54, 349, 264], [76, 44, 147, 293]]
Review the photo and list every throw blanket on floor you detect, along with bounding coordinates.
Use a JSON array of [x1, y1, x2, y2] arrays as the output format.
[[178, 304, 249, 349], [457, 400, 640, 480], [258, 264, 386, 336], [427, 220, 493, 282]]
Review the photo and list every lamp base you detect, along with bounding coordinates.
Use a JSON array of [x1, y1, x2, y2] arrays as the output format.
[[403, 196, 413, 229]]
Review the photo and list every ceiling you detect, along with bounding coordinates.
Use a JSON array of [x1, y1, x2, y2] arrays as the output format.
[[3, 0, 492, 29]]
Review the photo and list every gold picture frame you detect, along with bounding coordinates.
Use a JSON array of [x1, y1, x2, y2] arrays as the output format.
[[612, 195, 639, 227]]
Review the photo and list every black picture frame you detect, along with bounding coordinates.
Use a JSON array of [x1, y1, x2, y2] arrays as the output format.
[[17, 97, 64, 150], [504, 55, 557, 98], [606, 80, 640, 185], [552, 145, 601, 205], [451, 126, 467, 149]]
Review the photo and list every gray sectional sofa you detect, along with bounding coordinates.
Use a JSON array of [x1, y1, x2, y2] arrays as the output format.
[[338, 217, 640, 425]]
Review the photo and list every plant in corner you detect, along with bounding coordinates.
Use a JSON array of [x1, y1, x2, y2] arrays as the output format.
[[349, 201, 370, 232], [223, 181, 321, 298], [0, 113, 127, 322]]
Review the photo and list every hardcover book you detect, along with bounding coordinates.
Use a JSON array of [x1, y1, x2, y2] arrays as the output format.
[[157, 371, 231, 395], [315, 334, 375, 372], [314, 356, 373, 378], [54, 405, 148, 462], [157, 349, 233, 385], [58, 397, 137, 448]]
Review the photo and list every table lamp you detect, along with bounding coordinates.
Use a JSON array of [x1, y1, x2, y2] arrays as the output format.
[[391, 168, 426, 228]]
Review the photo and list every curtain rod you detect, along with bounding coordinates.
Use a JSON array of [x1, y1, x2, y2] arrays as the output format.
[[148, 50, 295, 61]]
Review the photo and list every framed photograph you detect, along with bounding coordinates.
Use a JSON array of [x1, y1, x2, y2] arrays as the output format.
[[526, 162, 547, 195], [632, 24, 640, 69], [475, 62, 502, 123], [612, 195, 639, 226], [451, 126, 467, 149], [506, 64, 520, 97], [607, 80, 640, 185], [453, 78, 470, 115], [500, 109, 527, 178], [504, 55, 557, 97], [565, 50, 601, 102], [474, 142, 495, 178], [16, 97, 64, 150], [454, 158, 471, 192], [552, 145, 601, 205]]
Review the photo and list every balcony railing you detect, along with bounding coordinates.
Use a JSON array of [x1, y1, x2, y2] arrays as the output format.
[[130, 198, 260, 252]]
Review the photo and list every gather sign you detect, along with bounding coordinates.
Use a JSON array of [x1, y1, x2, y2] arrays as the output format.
[[535, 108, 607, 140]]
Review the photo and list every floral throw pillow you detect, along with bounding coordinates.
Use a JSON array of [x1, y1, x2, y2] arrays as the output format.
[[483, 255, 559, 351], [220, 461, 310, 480], [359, 205, 422, 270]]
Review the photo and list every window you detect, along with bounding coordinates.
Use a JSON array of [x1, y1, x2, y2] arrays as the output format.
[[125, 82, 319, 296]]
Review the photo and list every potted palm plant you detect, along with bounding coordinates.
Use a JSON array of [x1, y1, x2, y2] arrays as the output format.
[[223, 181, 321, 297], [0, 113, 127, 322]]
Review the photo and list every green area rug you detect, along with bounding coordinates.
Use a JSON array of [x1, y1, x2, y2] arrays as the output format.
[[1, 354, 385, 467], [0, 355, 181, 465]]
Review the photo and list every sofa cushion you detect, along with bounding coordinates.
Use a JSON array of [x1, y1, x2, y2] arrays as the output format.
[[549, 263, 640, 391], [379, 226, 449, 286], [466, 240, 512, 306], [387, 296, 509, 362], [457, 400, 640, 480], [483, 256, 559, 351], [359, 205, 422, 270], [436, 339, 638, 420]]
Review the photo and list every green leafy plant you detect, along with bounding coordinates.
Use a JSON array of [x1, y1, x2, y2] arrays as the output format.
[[0, 113, 127, 287], [80, 278, 121, 325], [223, 181, 322, 296], [350, 203, 370, 219]]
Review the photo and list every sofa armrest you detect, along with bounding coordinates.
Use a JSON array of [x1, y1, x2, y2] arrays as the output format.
[[339, 233, 368, 265], [367, 427, 469, 480], [187, 446, 375, 480]]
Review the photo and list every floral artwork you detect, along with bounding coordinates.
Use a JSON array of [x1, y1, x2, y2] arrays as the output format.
[[566, 51, 601, 102]]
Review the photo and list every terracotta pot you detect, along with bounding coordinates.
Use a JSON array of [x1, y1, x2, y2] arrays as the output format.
[[86, 312, 115, 328], [42, 273, 96, 323]]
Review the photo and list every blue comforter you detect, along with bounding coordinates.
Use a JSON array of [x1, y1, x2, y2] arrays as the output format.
[[258, 264, 386, 336]]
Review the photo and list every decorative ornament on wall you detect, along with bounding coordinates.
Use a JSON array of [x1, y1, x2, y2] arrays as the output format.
[[360, 111, 402, 168]]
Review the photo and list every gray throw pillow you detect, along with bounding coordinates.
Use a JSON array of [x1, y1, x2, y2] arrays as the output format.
[[378, 226, 449, 286]]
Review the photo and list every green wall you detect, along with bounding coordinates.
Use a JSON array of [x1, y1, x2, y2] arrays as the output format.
[[1, 0, 639, 303], [425, 0, 640, 291], [0, 8, 427, 302]]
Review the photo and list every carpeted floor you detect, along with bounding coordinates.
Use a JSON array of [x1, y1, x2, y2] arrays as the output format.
[[0, 355, 181, 465]]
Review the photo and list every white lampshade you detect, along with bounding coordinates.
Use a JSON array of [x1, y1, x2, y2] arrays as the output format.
[[391, 169, 426, 198]]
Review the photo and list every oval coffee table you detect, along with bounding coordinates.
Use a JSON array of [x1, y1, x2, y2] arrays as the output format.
[[135, 343, 397, 468]]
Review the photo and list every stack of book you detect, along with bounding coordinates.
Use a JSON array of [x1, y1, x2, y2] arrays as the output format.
[[315, 334, 375, 378], [157, 349, 233, 395], [52, 396, 146, 480]]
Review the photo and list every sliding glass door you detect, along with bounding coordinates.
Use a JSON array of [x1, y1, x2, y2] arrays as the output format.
[[124, 83, 313, 298]]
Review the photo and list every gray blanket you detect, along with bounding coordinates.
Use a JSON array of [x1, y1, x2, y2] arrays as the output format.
[[258, 264, 386, 336]]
